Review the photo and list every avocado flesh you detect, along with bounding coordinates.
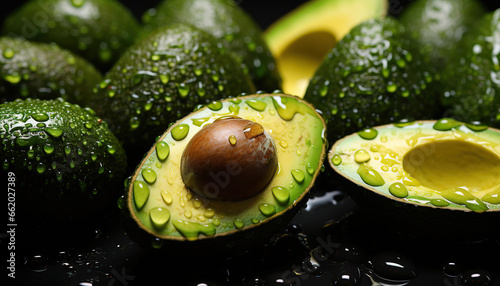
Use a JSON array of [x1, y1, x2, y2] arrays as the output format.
[[2, 0, 141, 72], [142, 0, 281, 92], [399, 0, 486, 68], [89, 24, 255, 161], [441, 9, 500, 128], [126, 94, 326, 243], [264, 0, 388, 97], [304, 18, 439, 146], [0, 98, 127, 220], [0, 37, 102, 106], [329, 119, 500, 213]]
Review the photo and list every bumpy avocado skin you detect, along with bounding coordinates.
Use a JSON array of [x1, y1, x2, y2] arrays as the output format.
[[441, 9, 500, 127], [142, 0, 281, 92], [0, 98, 127, 220], [0, 37, 102, 106], [89, 24, 255, 161], [2, 0, 141, 72], [304, 18, 440, 145], [399, 0, 486, 67]]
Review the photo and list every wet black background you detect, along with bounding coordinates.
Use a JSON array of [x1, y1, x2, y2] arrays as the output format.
[[3, 0, 500, 286]]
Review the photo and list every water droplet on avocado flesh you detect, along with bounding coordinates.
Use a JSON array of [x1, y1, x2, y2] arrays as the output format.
[[330, 120, 500, 213], [126, 94, 326, 244]]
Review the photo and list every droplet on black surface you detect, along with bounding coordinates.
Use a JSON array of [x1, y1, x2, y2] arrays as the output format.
[[443, 261, 463, 277], [459, 269, 492, 286], [331, 262, 362, 286], [25, 254, 49, 272], [367, 252, 416, 282]]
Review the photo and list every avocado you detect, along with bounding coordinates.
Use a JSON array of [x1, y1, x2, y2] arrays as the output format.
[[304, 18, 440, 146], [328, 118, 500, 235], [0, 37, 102, 106], [399, 0, 486, 68], [2, 0, 141, 72], [0, 98, 127, 221], [122, 93, 326, 253], [440, 9, 500, 128], [89, 24, 256, 162], [264, 0, 388, 97], [142, 0, 281, 92]]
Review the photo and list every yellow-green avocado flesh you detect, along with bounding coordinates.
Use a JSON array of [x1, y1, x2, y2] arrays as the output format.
[[264, 0, 387, 97], [127, 94, 326, 244], [329, 119, 500, 213]]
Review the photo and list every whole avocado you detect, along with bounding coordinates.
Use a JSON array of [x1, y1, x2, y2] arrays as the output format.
[[89, 24, 255, 161], [142, 0, 281, 92], [0, 37, 102, 106], [2, 0, 141, 72], [304, 18, 440, 145], [0, 98, 127, 221], [440, 9, 500, 127]]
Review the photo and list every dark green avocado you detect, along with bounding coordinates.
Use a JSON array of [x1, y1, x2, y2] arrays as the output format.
[[399, 0, 486, 67], [0, 98, 127, 221], [304, 18, 440, 146], [2, 0, 141, 72], [0, 37, 102, 106], [440, 8, 500, 128], [122, 93, 326, 253], [142, 0, 281, 92], [89, 23, 256, 162], [329, 118, 500, 236]]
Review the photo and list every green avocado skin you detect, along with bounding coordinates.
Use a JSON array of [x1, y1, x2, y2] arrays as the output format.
[[441, 9, 500, 127], [0, 37, 102, 106], [304, 18, 440, 145], [89, 24, 255, 160], [143, 0, 281, 92], [0, 98, 127, 220], [400, 0, 486, 67], [2, 0, 141, 72]]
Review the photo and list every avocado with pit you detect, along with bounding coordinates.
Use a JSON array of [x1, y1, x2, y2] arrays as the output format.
[[399, 0, 486, 68], [304, 18, 440, 146], [122, 93, 326, 253], [2, 0, 141, 72], [142, 0, 281, 92], [89, 24, 255, 162], [0, 37, 102, 106], [265, 0, 388, 97], [329, 118, 500, 235], [440, 8, 500, 128], [0, 98, 127, 221]]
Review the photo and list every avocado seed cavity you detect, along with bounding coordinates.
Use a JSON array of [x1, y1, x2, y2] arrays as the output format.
[[180, 117, 278, 201]]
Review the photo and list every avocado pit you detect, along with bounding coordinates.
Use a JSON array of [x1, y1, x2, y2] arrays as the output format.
[[180, 117, 278, 201]]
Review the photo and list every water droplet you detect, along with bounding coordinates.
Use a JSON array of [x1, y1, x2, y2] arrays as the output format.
[[228, 135, 237, 145], [357, 164, 384, 186], [32, 113, 49, 122], [459, 269, 492, 286], [368, 252, 417, 282], [43, 144, 54, 154], [354, 149, 370, 163], [430, 199, 450, 207], [36, 164, 46, 174], [171, 124, 189, 141], [272, 186, 289, 205], [465, 121, 488, 132], [161, 190, 173, 205], [389, 182, 408, 198], [4, 73, 21, 84], [156, 141, 170, 161], [259, 203, 276, 217], [332, 155, 342, 166], [159, 74, 170, 84], [150, 207, 170, 228], [46, 128, 63, 138], [172, 220, 216, 240], [142, 168, 157, 184], [64, 146, 71, 155], [386, 83, 397, 93], [394, 119, 415, 128], [331, 262, 361, 286], [440, 188, 488, 212], [133, 181, 150, 209], [291, 169, 305, 183], [107, 145, 116, 155], [207, 101, 223, 111], [234, 218, 244, 229], [357, 128, 378, 140], [3, 48, 15, 59], [71, 0, 85, 7], [176, 83, 190, 97], [306, 162, 315, 175], [246, 99, 267, 111], [433, 118, 462, 131], [192, 117, 210, 127]]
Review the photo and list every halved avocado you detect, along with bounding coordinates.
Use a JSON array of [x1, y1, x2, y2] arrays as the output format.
[[328, 119, 500, 236], [123, 93, 326, 253], [264, 0, 388, 97]]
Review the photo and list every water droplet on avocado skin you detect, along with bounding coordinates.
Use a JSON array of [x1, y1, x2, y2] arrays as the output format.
[[258, 203, 276, 217], [357, 128, 378, 140], [357, 164, 384, 187], [332, 155, 342, 166], [142, 168, 157, 184], [149, 207, 170, 228], [156, 141, 170, 161], [133, 181, 150, 210], [354, 149, 370, 163], [389, 182, 408, 198], [291, 169, 305, 183], [171, 124, 189, 141], [272, 186, 290, 205]]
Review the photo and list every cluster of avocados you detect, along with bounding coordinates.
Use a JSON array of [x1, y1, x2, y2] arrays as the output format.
[[3, 0, 500, 257]]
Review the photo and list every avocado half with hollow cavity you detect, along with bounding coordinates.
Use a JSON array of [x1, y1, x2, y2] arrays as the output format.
[[264, 0, 387, 97], [328, 119, 500, 236], [123, 93, 326, 253]]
